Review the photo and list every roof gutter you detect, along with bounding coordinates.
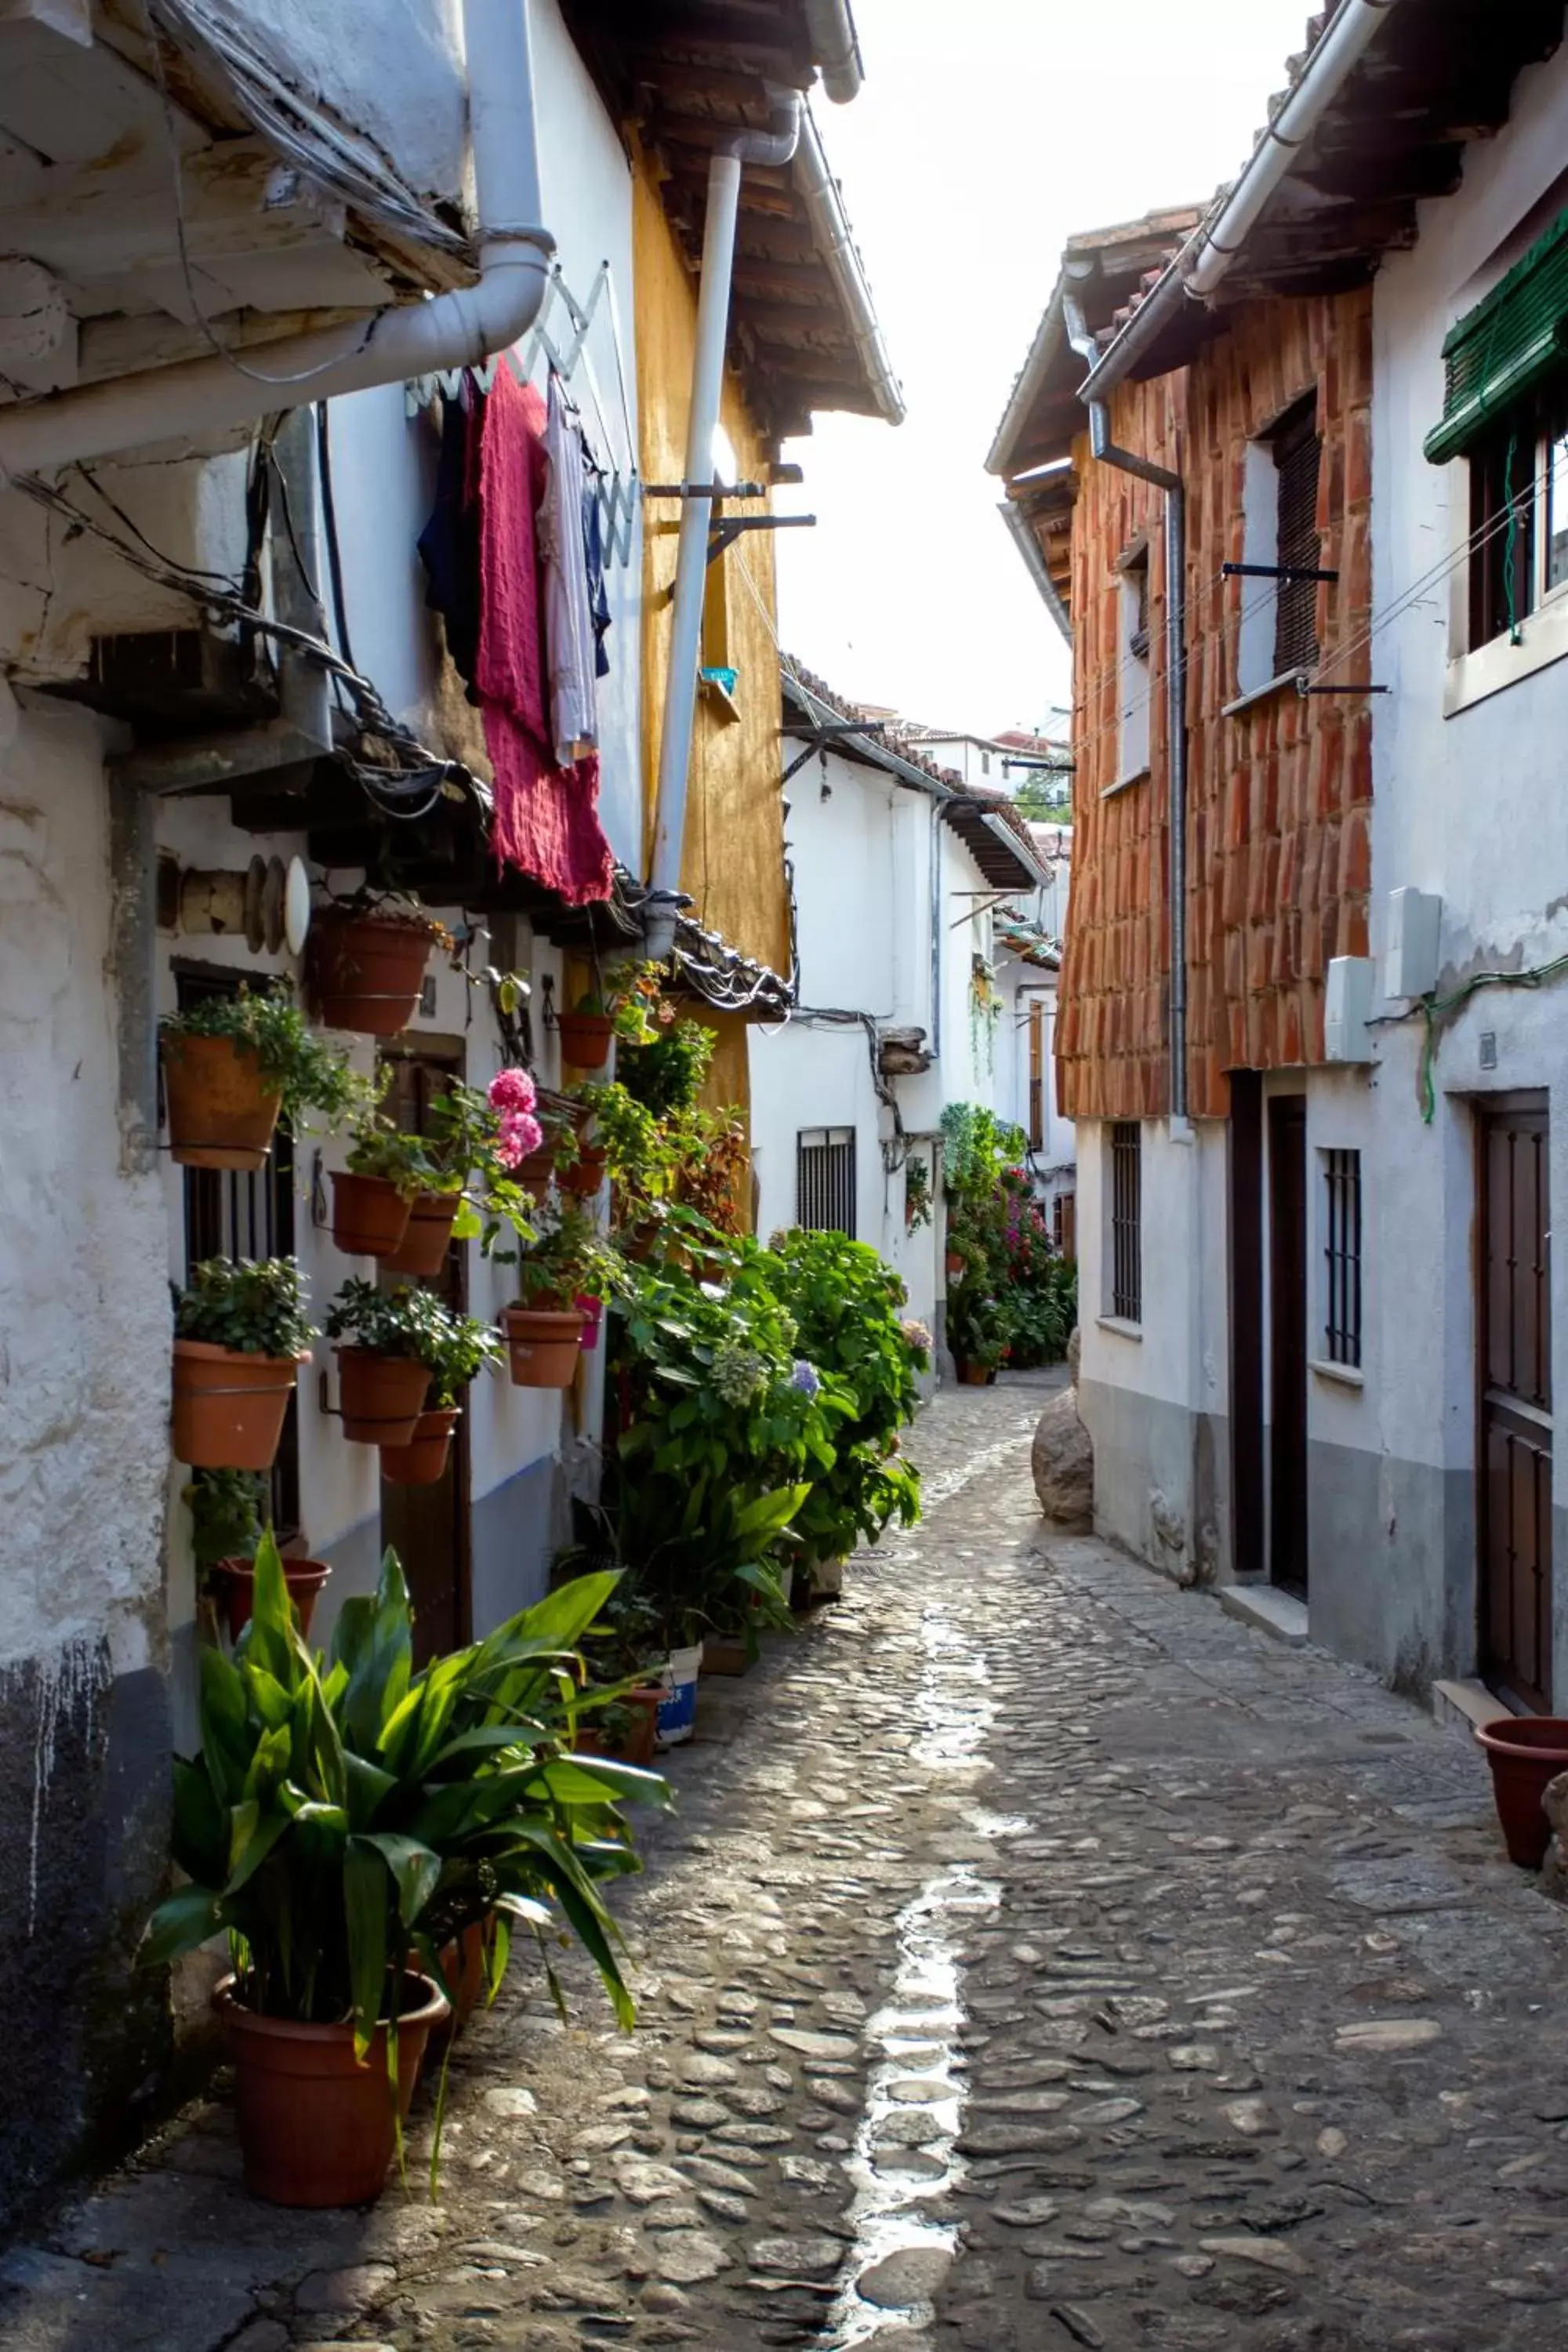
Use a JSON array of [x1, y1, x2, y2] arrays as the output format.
[[999, 495, 1073, 645], [0, 0, 555, 476], [804, 0, 864, 103], [794, 103, 905, 425], [1080, 0, 1399, 402]]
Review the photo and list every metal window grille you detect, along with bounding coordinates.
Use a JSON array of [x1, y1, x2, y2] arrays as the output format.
[[1109, 1123, 1142, 1322], [1323, 1147, 1363, 1369], [1272, 397, 1323, 676], [797, 1127, 856, 1237], [1470, 408, 1539, 648], [175, 968, 301, 1538]]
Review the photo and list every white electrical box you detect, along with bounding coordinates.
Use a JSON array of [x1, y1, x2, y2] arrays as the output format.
[[1385, 886, 1441, 1000], [1325, 955, 1375, 1063]]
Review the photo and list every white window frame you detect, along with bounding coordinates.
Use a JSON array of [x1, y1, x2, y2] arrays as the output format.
[[1230, 396, 1320, 708], [1113, 540, 1151, 789], [1446, 396, 1568, 714]]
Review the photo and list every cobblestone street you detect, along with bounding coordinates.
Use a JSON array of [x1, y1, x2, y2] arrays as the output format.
[[7, 1381, 1568, 2352]]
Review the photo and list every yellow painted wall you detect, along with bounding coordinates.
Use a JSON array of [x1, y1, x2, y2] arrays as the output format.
[[633, 151, 790, 982]]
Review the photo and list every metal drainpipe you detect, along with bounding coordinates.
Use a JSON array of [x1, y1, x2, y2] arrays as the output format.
[[928, 793, 943, 1062], [647, 94, 802, 933], [1063, 296, 1189, 1121]]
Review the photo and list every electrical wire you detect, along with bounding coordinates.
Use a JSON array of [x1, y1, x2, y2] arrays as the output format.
[[139, 0, 383, 391]]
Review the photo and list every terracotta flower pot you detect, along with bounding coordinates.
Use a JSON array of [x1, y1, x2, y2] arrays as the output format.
[[335, 1348, 431, 1444], [216, 1973, 447, 2208], [503, 1304, 585, 1388], [331, 1171, 413, 1259], [309, 910, 434, 1036], [955, 1361, 995, 1387], [383, 1192, 459, 1277], [215, 1557, 331, 1643], [559, 1143, 608, 1198], [434, 1920, 489, 2038], [515, 1146, 556, 1192], [577, 1687, 662, 1766], [946, 1251, 966, 1279], [162, 1034, 281, 1171], [1475, 1716, 1568, 1866], [557, 1011, 613, 1070], [701, 1634, 751, 1678], [172, 1339, 303, 1471], [379, 1406, 459, 1486]]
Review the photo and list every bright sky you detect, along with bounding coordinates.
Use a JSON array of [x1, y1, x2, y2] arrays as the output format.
[[774, 0, 1313, 741]]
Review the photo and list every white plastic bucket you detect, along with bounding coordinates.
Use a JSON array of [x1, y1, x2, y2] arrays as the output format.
[[655, 1645, 702, 1746]]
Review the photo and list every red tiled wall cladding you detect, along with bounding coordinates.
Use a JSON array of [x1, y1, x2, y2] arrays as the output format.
[[1055, 288, 1373, 1123]]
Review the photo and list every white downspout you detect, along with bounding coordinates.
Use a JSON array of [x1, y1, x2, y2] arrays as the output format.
[[0, 0, 554, 477], [647, 93, 802, 926]]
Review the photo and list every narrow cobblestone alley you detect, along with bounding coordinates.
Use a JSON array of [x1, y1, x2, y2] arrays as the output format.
[[7, 1384, 1568, 2352]]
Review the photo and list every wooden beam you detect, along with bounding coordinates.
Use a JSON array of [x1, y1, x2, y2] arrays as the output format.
[[0, 135, 347, 285]]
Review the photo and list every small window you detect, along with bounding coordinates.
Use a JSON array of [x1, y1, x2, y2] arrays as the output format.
[[1271, 396, 1322, 677], [1107, 1122, 1142, 1323], [1054, 1190, 1077, 1262], [797, 1126, 856, 1237], [1116, 546, 1151, 782], [1028, 999, 1045, 1150], [1322, 1147, 1363, 1369], [1236, 393, 1322, 697], [1464, 384, 1568, 649]]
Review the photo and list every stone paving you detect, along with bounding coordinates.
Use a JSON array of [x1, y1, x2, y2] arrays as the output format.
[[6, 1380, 1568, 2351]]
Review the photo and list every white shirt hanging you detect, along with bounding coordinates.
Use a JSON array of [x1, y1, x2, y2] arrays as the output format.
[[539, 374, 599, 767]]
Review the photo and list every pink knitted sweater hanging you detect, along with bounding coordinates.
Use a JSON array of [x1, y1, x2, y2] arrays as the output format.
[[477, 366, 613, 905]]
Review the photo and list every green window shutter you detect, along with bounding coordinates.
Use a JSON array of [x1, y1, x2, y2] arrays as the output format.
[[1425, 208, 1568, 465]]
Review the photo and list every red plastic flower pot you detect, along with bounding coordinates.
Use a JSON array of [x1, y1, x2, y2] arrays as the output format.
[[559, 1143, 608, 1198], [557, 1011, 613, 1070], [214, 1557, 332, 1643], [309, 910, 434, 1036], [383, 1192, 459, 1277], [162, 1035, 281, 1171], [330, 1171, 413, 1259], [503, 1305, 585, 1388], [216, 1973, 447, 2207], [1474, 1715, 1568, 1866], [379, 1406, 459, 1486], [334, 1348, 431, 1444], [172, 1340, 303, 1471]]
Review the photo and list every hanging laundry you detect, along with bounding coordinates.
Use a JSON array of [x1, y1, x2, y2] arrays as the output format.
[[583, 453, 612, 682], [476, 365, 613, 907], [540, 373, 601, 765], [416, 374, 485, 693]]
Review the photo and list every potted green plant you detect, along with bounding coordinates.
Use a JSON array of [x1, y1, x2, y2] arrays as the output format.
[[332, 1118, 430, 1258], [325, 1279, 452, 1443], [379, 1306, 503, 1486], [161, 987, 368, 1171], [142, 1537, 668, 2206], [184, 1468, 331, 1642], [172, 1258, 318, 1470], [309, 898, 446, 1036], [557, 959, 668, 1071], [382, 1072, 541, 1277], [503, 1205, 620, 1388], [904, 1155, 933, 1232]]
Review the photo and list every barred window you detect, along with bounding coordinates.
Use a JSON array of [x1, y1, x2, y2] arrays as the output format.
[[1108, 1123, 1142, 1323], [173, 967, 300, 1539], [1322, 1147, 1363, 1368], [797, 1127, 856, 1237]]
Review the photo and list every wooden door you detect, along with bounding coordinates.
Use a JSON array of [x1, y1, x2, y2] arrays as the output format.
[[378, 1044, 470, 1667], [1479, 1098, 1552, 1711], [1229, 1073, 1265, 1580], [1269, 1094, 1309, 1595]]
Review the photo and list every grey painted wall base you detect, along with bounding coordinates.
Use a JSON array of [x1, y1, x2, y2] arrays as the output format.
[[1079, 1379, 1227, 1588], [473, 1455, 560, 1634], [0, 1645, 171, 2239], [1307, 1437, 1479, 1699]]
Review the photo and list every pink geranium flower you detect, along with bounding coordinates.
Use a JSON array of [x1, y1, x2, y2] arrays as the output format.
[[488, 1066, 538, 1115], [495, 1109, 543, 1170]]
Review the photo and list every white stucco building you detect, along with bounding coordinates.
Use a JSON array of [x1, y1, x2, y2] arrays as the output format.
[[750, 663, 1064, 1363]]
